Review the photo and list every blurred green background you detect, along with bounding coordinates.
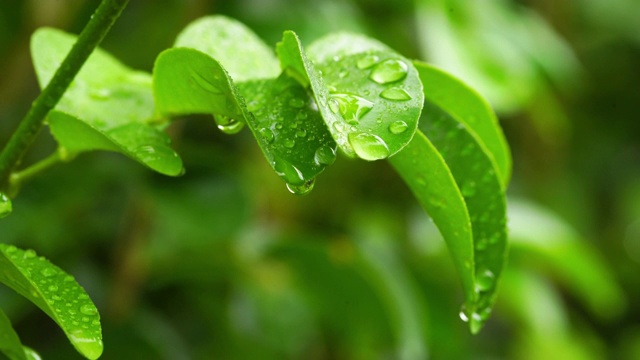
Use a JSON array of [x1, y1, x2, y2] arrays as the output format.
[[1, 0, 639, 359]]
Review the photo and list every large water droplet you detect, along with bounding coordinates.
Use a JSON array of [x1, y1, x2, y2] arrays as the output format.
[[380, 87, 412, 101], [0, 193, 12, 219], [191, 71, 222, 94], [214, 115, 244, 134], [286, 178, 315, 196], [259, 128, 275, 143], [357, 54, 380, 69], [328, 98, 340, 114], [348, 133, 389, 161], [314, 145, 337, 166], [475, 268, 495, 292], [370, 59, 408, 84], [273, 157, 305, 186], [389, 120, 408, 134], [330, 93, 374, 124], [469, 312, 484, 334]]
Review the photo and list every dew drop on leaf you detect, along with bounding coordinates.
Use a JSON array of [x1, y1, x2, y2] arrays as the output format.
[[286, 178, 315, 196], [214, 115, 245, 134], [461, 181, 477, 197], [389, 120, 408, 134], [314, 145, 337, 166], [284, 138, 296, 148], [80, 304, 98, 316], [348, 132, 390, 161], [357, 54, 380, 69], [41, 268, 56, 277], [191, 71, 222, 94], [369, 59, 408, 84], [259, 128, 275, 143], [273, 156, 305, 186], [475, 268, 495, 292], [288, 97, 305, 108], [330, 93, 374, 124], [0, 193, 12, 219], [380, 87, 412, 101]]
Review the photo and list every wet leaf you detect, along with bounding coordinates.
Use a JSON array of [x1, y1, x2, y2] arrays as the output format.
[[0, 244, 102, 359], [277, 31, 423, 160], [0, 309, 27, 360], [30, 28, 183, 176]]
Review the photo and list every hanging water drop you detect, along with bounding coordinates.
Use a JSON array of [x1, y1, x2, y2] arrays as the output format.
[[357, 54, 380, 69], [0, 193, 12, 219], [314, 145, 337, 166], [389, 120, 408, 134], [214, 115, 244, 134], [286, 178, 315, 196], [380, 87, 412, 101], [370, 59, 408, 84], [348, 133, 389, 161], [475, 268, 495, 292]]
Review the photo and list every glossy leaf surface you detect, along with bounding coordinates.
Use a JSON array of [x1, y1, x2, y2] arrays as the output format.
[[30, 28, 183, 176], [0, 245, 103, 359], [389, 131, 476, 312], [0, 309, 26, 360], [421, 101, 508, 333], [174, 15, 279, 82], [415, 62, 511, 187], [277, 31, 423, 160]]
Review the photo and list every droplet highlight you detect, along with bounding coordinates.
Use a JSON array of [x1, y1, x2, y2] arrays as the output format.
[[369, 59, 408, 84], [389, 120, 408, 134], [348, 133, 390, 161], [214, 115, 244, 135], [380, 87, 412, 101], [286, 178, 315, 196]]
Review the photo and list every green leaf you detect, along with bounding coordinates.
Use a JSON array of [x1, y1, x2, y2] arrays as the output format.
[[30, 27, 183, 176], [306, 32, 390, 64], [277, 31, 423, 160], [420, 101, 508, 333], [0, 244, 103, 360], [153, 48, 337, 192], [388, 131, 476, 315], [0, 309, 27, 360], [174, 15, 280, 82], [414, 62, 511, 187]]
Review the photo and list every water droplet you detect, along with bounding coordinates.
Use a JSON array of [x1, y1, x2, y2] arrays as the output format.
[[357, 54, 380, 69], [333, 122, 346, 133], [328, 98, 340, 114], [459, 305, 469, 322], [288, 97, 305, 108], [80, 304, 98, 316], [348, 133, 389, 161], [314, 145, 337, 166], [191, 71, 222, 94], [330, 93, 374, 123], [461, 181, 477, 197], [40, 268, 56, 277], [475, 268, 495, 292], [284, 138, 296, 148], [0, 193, 12, 219], [469, 312, 484, 334], [286, 178, 315, 196], [273, 157, 305, 186], [369, 59, 408, 84], [24, 249, 36, 259], [380, 87, 412, 101], [389, 120, 408, 134], [296, 129, 307, 138], [296, 112, 308, 120], [48, 284, 59, 292], [89, 88, 111, 100], [214, 115, 244, 134], [259, 128, 274, 143]]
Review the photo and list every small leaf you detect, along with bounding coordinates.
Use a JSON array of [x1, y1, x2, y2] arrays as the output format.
[[421, 101, 508, 333], [388, 131, 476, 314], [31, 27, 184, 176], [0, 244, 103, 360], [153, 47, 337, 192], [414, 62, 511, 187], [0, 309, 27, 360], [277, 31, 423, 160], [174, 15, 280, 82]]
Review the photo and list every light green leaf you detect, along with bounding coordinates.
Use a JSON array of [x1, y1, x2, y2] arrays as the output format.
[[153, 48, 337, 192], [388, 131, 476, 315], [0, 244, 103, 360], [277, 31, 423, 160], [414, 62, 511, 187], [0, 309, 27, 360], [30, 27, 183, 176], [306, 32, 390, 64], [420, 101, 508, 333], [174, 15, 279, 82]]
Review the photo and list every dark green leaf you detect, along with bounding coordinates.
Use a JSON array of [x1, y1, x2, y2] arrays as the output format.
[[174, 15, 280, 82], [421, 101, 508, 333], [277, 31, 423, 160], [0, 309, 26, 360], [388, 131, 476, 314], [30, 28, 183, 176], [0, 244, 103, 359], [414, 62, 511, 187]]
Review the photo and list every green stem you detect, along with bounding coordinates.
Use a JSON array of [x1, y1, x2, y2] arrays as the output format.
[[9, 151, 64, 190], [0, 0, 129, 192]]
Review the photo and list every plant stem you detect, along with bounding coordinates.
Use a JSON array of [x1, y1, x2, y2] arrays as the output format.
[[0, 0, 130, 193], [9, 151, 63, 190]]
